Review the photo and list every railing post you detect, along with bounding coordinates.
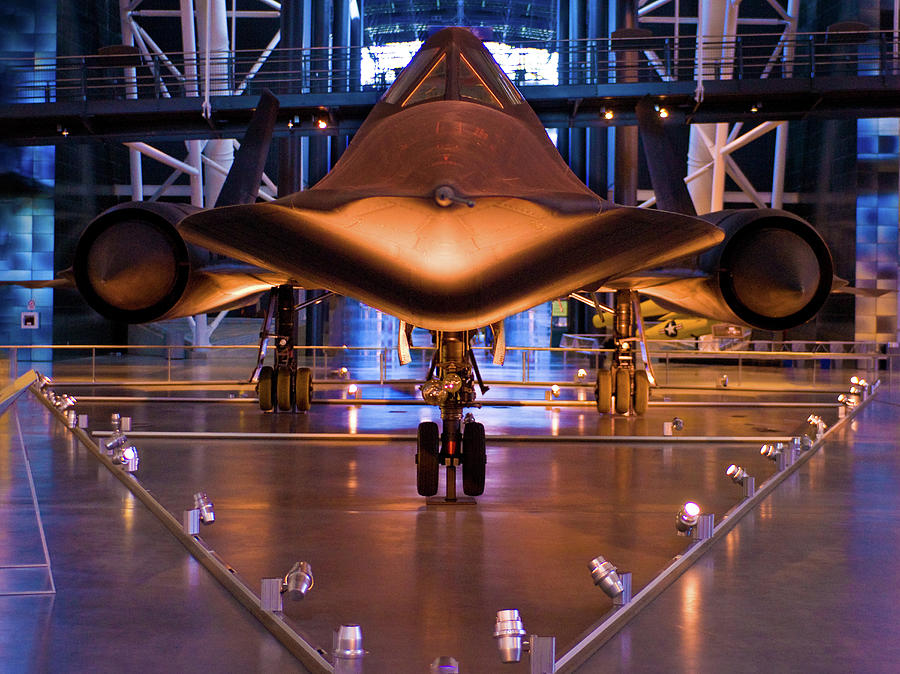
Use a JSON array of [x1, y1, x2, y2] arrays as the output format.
[[91, 347, 96, 383], [153, 55, 161, 99], [808, 35, 816, 78], [736, 36, 743, 80], [664, 38, 673, 81], [80, 57, 87, 101]]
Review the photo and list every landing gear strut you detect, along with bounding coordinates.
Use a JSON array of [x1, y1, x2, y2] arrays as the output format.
[[595, 289, 652, 415], [252, 284, 313, 412], [415, 331, 487, 501]]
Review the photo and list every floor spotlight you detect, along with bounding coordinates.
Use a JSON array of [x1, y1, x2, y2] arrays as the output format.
[[838, 393, 859, 407], [672, 417, 684, 432], [675, 501, 701, 534], [340, 366, 350, 379], [576, 368, 587, 381], [494, 609, 527, 664], [334, 624, 366, 668], [726, 464, 749, 484], [760, 443, 782, 460], [103, 431, 128, 457], [282, 561, 314, 600], [550, 384, 561, 398], [589, 556, 625, 598], [56, 394, 76, 411], [430, 656, 460, 673], [347, 383, 359, 399], [193, 491, 215, 524], [113, 443, 139, 471], [850, 375, 868, 388]]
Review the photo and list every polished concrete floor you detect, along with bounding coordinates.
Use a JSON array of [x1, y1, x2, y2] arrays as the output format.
[[1, 357, 895, 672]]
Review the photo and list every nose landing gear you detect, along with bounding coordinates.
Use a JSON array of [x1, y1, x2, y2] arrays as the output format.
[[416, 331, 487, 501]]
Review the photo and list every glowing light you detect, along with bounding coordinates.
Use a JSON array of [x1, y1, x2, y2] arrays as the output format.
[[317, 119, 328, 129], [658, 107, 668, 118], [726, 464, 749, 484], [550, 384, 561, 398], [576, 368, 587, 380], [348, 383, 359, 395], [603, 109, 614, 120], [123, 446, 136, 461], [676, 501, 701, 533]]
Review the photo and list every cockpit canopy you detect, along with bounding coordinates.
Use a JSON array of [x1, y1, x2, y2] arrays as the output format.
[[382, 40, 523, 110]]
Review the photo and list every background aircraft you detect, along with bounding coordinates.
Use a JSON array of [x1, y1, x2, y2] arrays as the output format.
[[49, 27, 836, 499]]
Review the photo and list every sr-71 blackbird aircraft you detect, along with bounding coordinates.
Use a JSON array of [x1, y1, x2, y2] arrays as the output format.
[[58, 27, 836, 498]]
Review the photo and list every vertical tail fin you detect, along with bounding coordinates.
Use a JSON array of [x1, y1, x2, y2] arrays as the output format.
[[214, 89, 280, 208], [635, 96, 696, 216]]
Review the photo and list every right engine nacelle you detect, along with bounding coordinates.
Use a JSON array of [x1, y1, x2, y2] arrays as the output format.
[[73, 201, 201, 323], [642, 209, 834, 331], [700, 209, 834, 330]]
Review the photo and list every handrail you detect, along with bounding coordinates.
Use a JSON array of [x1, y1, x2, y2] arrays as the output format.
[[2, 29, 897, 105]]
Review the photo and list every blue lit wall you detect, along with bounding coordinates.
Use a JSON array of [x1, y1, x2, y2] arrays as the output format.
[[855, 118, 899, 342], [0, 1, 56, 353]]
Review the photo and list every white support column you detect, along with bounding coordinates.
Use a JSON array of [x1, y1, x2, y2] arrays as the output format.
[[771, 0, 798, 208], [197, 0, 233, 208], [120, 0, 144, 201], [181, 0, 200, 96], [710, 122, 729, 212], [687, 0, 728, 214]]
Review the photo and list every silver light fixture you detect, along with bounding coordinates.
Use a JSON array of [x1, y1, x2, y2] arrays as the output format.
[[430, 656, 459, 674], [104, 432, 128, 456], [726, 464, 750, 484], [494, 609, 527, 664], [760, 443, 782, 461], [333, 624, 366, 669], [589, 556, 625, 598], [112, 444, 139, 472], [193, 491, 215, 524], [281, 561, 314, 600], [672, 417, 684, 432], [675, 501, 701, 533]]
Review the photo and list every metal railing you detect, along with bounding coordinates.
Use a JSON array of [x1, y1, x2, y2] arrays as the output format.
[[2, 341, 889, 388], [2, 30, 898, 105]]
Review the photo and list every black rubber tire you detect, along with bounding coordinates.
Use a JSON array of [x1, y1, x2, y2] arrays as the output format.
[[615, 368, 632, 415], [416, 422, 440, 496], [295, 367, 312, 411], [258, 366, 275, 411], [633, 370, 650, 415], [462, 421, 486, 496], [276, 366, 293, 411], [595, 367, 613, 414]]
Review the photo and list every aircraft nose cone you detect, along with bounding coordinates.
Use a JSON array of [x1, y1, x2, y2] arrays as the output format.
[[87, 220, 178, 310], [728, 228, 821, 318]]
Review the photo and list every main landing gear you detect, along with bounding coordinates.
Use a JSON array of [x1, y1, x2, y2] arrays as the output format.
[[415, 331, 488, 501], [595, 289, 652, 416], [252, 284, 314, 413]]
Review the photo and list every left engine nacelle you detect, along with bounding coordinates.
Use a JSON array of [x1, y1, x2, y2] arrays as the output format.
[[73, 201, 203, 323]]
